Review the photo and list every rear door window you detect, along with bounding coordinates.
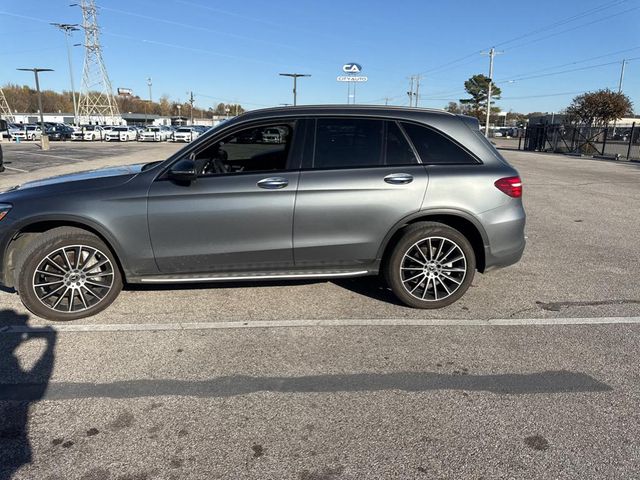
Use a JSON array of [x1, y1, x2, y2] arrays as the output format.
[[401, 122, 479, 165], [386, 121, 418, 165], [314, 118, 384, 169]]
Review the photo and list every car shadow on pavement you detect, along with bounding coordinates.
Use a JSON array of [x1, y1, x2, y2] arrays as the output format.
[[0, 309, 56, 480], [126, 276, 405, 306], [331, 276, 405, 306], [1, 370, 611, 403]]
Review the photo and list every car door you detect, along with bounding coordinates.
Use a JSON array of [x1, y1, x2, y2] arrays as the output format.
[[293, 117, 428, 269], [147, 119, 304, 274]]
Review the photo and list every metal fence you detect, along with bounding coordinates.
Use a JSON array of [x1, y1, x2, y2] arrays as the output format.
[[523, 122, 639, 161]]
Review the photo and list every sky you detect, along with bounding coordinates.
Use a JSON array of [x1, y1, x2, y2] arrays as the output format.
[[1, 0, 639, 114]]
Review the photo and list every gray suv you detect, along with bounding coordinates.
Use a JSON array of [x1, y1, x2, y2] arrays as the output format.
[[0, 106, 525, 321]]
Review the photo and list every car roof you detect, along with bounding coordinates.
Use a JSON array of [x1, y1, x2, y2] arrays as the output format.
[[236, 105, 455, 121]]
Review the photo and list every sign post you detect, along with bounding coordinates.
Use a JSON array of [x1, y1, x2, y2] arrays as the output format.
[[337, 63, 367, 104]]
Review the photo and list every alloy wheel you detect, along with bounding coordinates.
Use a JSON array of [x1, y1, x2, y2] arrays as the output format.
[[32, 245, 115, 313], [399, 236, 467, 301]]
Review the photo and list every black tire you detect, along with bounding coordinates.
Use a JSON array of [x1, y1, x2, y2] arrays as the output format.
[[384, 222, 476, 309], [14, 227, 123, 321]]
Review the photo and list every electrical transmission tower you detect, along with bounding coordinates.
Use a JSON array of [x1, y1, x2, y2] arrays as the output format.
[[0, 88, 14, 122], [76, 0, 119, 124]]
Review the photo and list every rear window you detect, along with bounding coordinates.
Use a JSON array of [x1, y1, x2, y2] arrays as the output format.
[[401, 122, 478, 165], [114, 127, 127, 131], [471, 127, 512, 166], [177, 128, 191, 132]]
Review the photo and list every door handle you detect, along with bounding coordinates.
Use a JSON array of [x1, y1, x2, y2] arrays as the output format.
[[384, 173, 414, 185], [257, 177, 289, 189]]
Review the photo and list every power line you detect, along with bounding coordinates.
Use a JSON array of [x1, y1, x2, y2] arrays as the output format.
[[504, 5, 640, 52], [494, 0, 626, 48], [496, 56, 640, 84], [411, 0, 631, 84], [494, 45, 640, 83], [99, 5, 297, 51]]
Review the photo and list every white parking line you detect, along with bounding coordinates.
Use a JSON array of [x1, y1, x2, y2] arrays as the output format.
[[2, 165, 29, 173], [1, 316, 640, 334], [8, 151, 84, 162]]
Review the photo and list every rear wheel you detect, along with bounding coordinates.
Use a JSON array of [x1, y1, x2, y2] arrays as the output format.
[[15, 227, 123, 321], [384, 222, 475, 309]]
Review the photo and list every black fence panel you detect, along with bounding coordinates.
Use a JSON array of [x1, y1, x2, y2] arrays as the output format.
[[523, 122, 639, 160]]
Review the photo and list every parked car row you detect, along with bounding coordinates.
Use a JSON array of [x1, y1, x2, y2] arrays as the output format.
[[3, 123, 213, 143]]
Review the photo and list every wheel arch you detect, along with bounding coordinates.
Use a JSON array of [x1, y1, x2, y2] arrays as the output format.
[[378, 209, 488, 273], [2, 215, 129, 289]]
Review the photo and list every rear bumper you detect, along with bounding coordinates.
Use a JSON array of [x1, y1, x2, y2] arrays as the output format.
[[477, 200, 526, 272]]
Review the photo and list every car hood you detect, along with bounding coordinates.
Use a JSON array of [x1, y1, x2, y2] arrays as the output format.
[[9, 164, 147, 191]]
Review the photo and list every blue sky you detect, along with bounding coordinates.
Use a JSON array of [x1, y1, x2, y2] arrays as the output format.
[[1, 0, 639, 114]]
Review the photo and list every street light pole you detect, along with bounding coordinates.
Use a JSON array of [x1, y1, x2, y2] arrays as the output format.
[[279, 73, 311, 106], [17, 67, 53, 150], [51, 23, 79, 125], [146, 77, 152, 126]]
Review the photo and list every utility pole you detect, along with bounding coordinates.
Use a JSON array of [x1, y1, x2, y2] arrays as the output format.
[[612, 59, 628, 135], [188, 91, 194, 125], [384, 97, 391, 106], [407, 76, 415, 107], [481, 47, 503, 136], [618, 59, 627, 93], [415, 75, 422, 108], [279, 73, 311, 106], [52, 23, 80, 125], [17, 68, 54, 150]]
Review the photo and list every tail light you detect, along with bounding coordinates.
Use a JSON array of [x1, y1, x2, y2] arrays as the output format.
[[494, 176, 522, 198]]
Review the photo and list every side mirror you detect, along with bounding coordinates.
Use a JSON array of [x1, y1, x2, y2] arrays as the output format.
[[168, 158, 197, 183]]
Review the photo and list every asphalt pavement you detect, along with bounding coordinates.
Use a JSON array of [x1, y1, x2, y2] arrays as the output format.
[[1, 143, 639, 479]]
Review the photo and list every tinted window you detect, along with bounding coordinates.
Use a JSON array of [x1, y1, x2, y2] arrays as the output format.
[[401, 122, 478, 164], [386, 122, 418, 165], [314, 118, 383, 168], [195, 123, 294, 176]]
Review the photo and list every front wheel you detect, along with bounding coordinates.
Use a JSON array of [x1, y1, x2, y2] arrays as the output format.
[[384, 222, 475, 309], [15, 227, 123, 321]]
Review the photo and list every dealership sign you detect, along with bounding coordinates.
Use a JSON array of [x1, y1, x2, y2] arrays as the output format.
[[338, 62, 367, 82], [342, 63, 362, 73], [337, 75, 368, 82]]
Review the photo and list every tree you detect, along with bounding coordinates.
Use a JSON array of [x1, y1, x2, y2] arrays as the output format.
[[157, 95, 172, 116], [459, 74, 501, 121], [444, 102, 461, 114], [565, 89, 633, 126], [1, 83, 246, 119], [213, 102, 245, 116]]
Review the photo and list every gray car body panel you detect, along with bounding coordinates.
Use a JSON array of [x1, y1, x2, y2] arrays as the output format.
[[0, 105, 525, 287]]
